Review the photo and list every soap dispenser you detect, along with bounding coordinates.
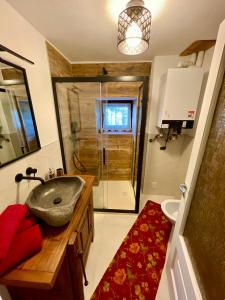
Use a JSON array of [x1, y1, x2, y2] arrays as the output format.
[[48, 168, 55, 179]]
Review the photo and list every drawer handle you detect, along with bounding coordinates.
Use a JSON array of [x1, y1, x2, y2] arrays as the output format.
[[78, 250, 89, 286]]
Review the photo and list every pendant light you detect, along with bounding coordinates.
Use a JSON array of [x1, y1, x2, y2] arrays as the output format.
[[117, 0, 151, 55]]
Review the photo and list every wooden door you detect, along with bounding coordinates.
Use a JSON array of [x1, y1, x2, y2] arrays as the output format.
[[166, 20, 225, 299]]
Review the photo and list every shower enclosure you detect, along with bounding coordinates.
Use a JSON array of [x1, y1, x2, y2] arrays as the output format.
[[52, 77, 149, 212]]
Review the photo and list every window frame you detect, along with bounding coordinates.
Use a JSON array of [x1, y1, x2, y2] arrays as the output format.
[[101, 100, 133, 133]]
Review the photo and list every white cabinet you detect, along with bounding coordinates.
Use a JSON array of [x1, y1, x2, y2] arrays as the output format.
[[157, 68, 204, 128]]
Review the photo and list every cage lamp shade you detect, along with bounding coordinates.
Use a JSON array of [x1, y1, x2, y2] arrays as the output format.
[[117, 1, 151, 55]]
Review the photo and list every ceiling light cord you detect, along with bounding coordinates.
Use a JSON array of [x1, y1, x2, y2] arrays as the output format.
[[127, 0, 145, 8]]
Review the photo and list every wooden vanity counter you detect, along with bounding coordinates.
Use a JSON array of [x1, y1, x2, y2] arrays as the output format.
[[0, 175, 94, 293]]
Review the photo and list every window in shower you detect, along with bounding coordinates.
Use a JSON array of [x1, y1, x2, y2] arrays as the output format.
[[102, 101, 132, 132]]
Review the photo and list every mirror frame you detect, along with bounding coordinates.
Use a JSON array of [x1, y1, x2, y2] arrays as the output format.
[[0, 57, 41, 168]]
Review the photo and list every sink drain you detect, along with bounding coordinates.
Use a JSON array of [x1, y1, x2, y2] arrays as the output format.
[[53, 197, 62, 205]]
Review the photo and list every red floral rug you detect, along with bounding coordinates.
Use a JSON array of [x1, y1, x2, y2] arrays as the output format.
[[91, 201, 172, 300]]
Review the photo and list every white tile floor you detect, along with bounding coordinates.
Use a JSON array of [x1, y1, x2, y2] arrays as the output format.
[[84, 194, 173, 300], [84, 212, 137, 299], [93, 180, 135, 210]]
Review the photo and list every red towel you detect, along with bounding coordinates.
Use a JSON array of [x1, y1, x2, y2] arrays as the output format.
[[0, 224, 43, 276], [17, 215, 36, 233], [0, 204, 28, 261]]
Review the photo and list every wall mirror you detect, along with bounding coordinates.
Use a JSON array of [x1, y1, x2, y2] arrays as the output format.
[[0, 58, 40, 167]]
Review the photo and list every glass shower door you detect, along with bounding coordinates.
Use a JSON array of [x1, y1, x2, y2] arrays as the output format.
[[54, 79, 146, 212], [55, 81, 106, 209], [100, 82, 143, 211], [100, 82, 109, 209]]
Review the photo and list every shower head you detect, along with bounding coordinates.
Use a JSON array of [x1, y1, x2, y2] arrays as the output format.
[[72, 84, 79, 89], [72, 84, 82, 92], [67, 84, 82, 94]]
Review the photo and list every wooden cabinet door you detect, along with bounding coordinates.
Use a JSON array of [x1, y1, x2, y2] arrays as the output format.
[[76, 195, 94, 265], [67, 232, 84, 300], [79, 209, 90, 253], [88, 192, 94, 242], [8, 253, 75, 300]]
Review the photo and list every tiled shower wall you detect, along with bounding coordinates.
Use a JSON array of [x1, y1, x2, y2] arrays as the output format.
[[46, 44, 151, 186], [184, 73, 225, 299], [56, 82, 136, 184]]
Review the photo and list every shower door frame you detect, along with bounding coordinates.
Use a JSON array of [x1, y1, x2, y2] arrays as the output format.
[[52, 76, 149, 214]]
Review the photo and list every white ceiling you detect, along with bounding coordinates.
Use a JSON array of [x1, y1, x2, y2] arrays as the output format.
[[6, 0, 225, 62]]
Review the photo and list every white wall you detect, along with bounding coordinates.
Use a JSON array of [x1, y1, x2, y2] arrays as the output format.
[[143, 49, 214, 198], [0, 1, 62, 297]]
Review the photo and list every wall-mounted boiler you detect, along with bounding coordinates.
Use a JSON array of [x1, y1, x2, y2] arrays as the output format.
[[157, 68, 204, 130]]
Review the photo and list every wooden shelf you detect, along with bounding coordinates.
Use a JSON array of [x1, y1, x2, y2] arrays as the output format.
[[180, 40, 216, 56]]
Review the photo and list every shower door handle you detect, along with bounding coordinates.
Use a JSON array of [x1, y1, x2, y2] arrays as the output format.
[[103, 147, 106, 165]]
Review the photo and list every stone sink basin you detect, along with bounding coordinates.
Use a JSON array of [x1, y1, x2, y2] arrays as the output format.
[[26, 176, 85, 227]]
